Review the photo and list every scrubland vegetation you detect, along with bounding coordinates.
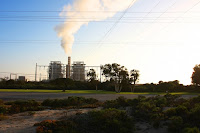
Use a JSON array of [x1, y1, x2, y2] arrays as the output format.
[[1, 94, 200, 133]]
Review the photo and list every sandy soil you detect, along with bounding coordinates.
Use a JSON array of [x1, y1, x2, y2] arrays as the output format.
[[0, 108, 96, 133]]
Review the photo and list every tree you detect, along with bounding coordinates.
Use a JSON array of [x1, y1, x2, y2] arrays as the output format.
[[87, 69, 97, 81], [130, 69, 139, 92], [87, 69, 99, 90], [50, 78, 74, 92], [101, 63, 129, 93], [191, 64, 200, 86]]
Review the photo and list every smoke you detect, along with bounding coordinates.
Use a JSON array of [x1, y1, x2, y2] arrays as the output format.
[[55, 0, 135, 55]]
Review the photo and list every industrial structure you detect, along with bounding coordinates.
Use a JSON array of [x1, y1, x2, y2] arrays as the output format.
[[18, 76, 26, 81], [71, 61, 86, 81], [33, 57, 100, 81], [48, 61, 65, 80], [66, 56, 71, 79]]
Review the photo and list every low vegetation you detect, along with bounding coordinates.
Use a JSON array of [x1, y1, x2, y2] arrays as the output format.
[[42, 96, 100, 108], [1, 94, 200, 133], [34, 108, 133, 133]]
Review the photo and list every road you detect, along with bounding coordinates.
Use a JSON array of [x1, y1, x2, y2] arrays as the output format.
[[0, 92, 198, 101]]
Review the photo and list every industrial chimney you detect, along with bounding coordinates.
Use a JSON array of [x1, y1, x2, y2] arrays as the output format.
[[66, 56, 71, 78]]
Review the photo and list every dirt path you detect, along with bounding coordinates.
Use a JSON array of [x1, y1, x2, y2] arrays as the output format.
[[0, 108, 96, 133]]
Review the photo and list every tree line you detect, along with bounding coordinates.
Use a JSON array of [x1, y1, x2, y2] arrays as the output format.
[[0, 63, 200, 92]]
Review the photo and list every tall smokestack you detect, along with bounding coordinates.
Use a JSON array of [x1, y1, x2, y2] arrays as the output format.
[[66, 56, 71, 78]]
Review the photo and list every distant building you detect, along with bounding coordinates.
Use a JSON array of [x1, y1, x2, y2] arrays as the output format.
[[71, 61, 85, 81], [48, 61, 64, 80], [18, 76, 26, 81]]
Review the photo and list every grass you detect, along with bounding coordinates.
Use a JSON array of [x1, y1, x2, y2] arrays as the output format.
[[0, 89, 199, 95], [0, 89, 115, 94]]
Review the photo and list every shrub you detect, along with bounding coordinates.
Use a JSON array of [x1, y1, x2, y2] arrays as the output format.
[[134, 101, 161, 121], [85, 98, 98, 104], [154, 96, 167, 107], [75, 108, 134, 133], [189, 104, 200, 127], [42, 97, 99, 108], [0, 105, 7, 114], [168, 116, 183, 133], [164, 107, 177, 118], [164, 93, 180, 106], [103, 100, 118, 109], [103, 96, 129, 109], [150, 113, 164, 128], [35, 120, 78, 133], [0, 99, 3, 105], [183, 127, 200, 133], [9, 100, 41, 113]]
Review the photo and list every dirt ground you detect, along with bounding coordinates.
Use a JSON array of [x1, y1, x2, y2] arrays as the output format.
[[0, 92, 198, 102], [0, 108, 97, 133]]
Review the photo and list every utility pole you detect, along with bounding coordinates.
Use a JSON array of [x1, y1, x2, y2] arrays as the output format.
[[35, 63, 37, 82], [100, 65, 102, 82], [40, 73, 41, 81]]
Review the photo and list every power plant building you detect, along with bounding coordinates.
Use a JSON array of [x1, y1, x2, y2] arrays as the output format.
[[18, 76, 26, 81], [48, 61, 64, 80], [71, 61, 85, 81]]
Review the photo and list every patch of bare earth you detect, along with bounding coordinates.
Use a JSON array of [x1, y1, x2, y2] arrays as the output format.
[[0, 108, 97, 133]]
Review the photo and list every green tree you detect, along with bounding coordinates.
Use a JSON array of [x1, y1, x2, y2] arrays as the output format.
[[87, 69, 97, 81], [101, 63, 129, 93], [87, 69, 99, 91], [130, 69, 139, 92], [50, 78, 74, 92], [191, 64, 200, 86]]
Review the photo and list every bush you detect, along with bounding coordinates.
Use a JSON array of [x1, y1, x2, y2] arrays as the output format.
[[0, 105, 7, 114], [35, 108, 134, 133], [183, 127, 200, 133], [189, 104, 200, 127], [154, 96, 167, 108], [75, 108, 134, 133], [168, 116, 183, 133], [42, 97, 99, 108], [164, 107, 177, 118], [0, 99, 4, 105], [134, 101, 161, 121], [35, 120, 78, 133], [9, 100, 41, 113], [103, 96, 129, 109]]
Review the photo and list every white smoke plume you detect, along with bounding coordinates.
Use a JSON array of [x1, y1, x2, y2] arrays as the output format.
[[55, 0, 135, 55]]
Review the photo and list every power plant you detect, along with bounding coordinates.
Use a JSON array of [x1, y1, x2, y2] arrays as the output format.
[[71, 61, 85, 81], [65, 57, 85, 81], [33, 56, 100, 82], [48, 61, 65, 80], [48, 57, 86, 81]]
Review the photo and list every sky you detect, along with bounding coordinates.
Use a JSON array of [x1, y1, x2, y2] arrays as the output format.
[[0, 0, 200, 85]]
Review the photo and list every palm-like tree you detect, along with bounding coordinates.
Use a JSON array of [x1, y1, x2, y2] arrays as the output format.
[[130, 69, 139, 92]]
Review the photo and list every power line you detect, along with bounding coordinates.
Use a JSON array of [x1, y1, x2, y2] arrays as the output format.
[[1, 10, 200, 13], [0, 15, 200, 19], [141, 0, 200, 43], [132, 0, 179, 42], [1, 16, 200, 20]]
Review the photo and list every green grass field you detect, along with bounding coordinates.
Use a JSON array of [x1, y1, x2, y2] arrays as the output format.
[[0, 89, 199, 95]]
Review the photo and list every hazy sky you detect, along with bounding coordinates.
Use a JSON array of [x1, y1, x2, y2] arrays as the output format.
[[1, 0, 200, 84]]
